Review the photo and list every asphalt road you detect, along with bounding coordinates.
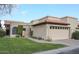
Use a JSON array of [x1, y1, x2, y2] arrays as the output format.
[[59, 48, 79, 54]]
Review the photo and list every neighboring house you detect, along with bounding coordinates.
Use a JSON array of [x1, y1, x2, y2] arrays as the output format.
[[0, 16, 79, 40]]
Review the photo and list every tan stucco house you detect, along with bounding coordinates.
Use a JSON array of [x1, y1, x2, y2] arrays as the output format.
[[0, 16, 79, 40], [30, 16, 79, 40]]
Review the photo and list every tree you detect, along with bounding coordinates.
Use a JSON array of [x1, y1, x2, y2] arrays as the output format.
[[17, 25, 23, 37], [72, 31, 79, 40], [0, 28, 6, 37], [0, 4, 15, 15]]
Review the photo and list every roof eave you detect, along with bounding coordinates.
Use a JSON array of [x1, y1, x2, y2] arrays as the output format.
[[32, 22, 70, 26]]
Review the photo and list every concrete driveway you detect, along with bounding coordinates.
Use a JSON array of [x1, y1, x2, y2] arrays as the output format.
[[34, 39, 79, 54], [29, 37, 79, 46], [28, 38, 79, 54], [29, 38, 79, 46], [52, 39, 79, 46]]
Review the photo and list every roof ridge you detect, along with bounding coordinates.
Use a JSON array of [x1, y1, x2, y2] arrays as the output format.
[[4, 20, 27, 24], [61, 16, 77, 19]]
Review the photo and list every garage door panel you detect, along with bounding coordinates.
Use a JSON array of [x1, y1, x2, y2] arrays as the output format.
[[49, 29, 69, 40]]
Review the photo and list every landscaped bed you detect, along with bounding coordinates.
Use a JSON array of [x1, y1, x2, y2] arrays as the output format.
[[0, 37, 65, 54]]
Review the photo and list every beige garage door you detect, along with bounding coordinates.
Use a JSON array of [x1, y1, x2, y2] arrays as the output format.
[[49, 28, 70, 40]]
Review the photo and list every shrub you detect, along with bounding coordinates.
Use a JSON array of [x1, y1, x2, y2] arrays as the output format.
[[16, 34, 21, 37], [72, 31, 79, 40], [16, 25, 23, 37], [0, 29, 6, 37]]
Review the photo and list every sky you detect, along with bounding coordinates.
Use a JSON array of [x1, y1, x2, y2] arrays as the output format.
[[0, 4, 79, 23]]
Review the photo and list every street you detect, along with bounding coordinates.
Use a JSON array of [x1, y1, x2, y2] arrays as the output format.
[[59, 48, 79, 54]]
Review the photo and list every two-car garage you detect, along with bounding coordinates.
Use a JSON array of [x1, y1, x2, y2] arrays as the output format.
[[47, 24, 70, 40]]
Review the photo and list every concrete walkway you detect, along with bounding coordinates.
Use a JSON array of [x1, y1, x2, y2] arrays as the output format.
[[28, 37, 79, 54]]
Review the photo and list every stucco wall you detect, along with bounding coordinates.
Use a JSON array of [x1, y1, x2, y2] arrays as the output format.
[[61, 17, 78, 38], [23, 25, 30, 37], [9, 23, 30, 37], [32, 24, 47, 40], [31, 24, 70, 40]]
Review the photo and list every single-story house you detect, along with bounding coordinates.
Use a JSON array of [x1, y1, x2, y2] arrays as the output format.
[[31, 16, 79, 40], [0, 16, 79, 40]]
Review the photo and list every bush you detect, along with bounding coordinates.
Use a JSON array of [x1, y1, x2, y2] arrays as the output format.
[[17, 25, 23, 37], [72, 31, 79, 40], [16, 35, 20, 37], [0, 29, 6, 37]]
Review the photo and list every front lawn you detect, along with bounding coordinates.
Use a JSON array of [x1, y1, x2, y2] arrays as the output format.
[[0, 37, 65, 54]]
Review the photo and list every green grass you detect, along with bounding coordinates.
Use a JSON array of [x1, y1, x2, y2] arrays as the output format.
[[0, 37, 65, 54]]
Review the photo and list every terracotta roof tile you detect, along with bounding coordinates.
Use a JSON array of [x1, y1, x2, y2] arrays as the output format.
[[32, 16, 69, 26], [45, 18, 69, 24], [61, 16, 77, 19]]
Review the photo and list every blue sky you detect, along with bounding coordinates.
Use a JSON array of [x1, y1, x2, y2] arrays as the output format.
[[0, 4, 79, 23]]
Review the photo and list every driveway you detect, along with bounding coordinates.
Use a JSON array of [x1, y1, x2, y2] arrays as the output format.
[[52, 39, 79, 46], [28, 38, 79, 54], [29, 38, 79, 46], [34, 39, 79, 54], [52, 39, 79, 54]]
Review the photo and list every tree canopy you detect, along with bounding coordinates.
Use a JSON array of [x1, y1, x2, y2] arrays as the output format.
[[0, 4, 15, 15]]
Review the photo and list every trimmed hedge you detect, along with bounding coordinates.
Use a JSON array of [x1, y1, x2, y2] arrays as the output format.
[[0, 29, 6, 37], [72, 31, 79, 40]]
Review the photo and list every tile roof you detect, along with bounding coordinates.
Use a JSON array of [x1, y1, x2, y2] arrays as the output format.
[[32, 16, 70, 26], [61, 16, 77, 19]]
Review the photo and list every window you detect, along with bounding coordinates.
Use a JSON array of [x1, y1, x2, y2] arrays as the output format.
[[63, 27, 65, 29], [50, 26, 61, 29], [12, 27, 17, 34], [50, 26, 52, 29], [60, 27, 62, 29], [65, 27, 68, 30], [53, 26, 54, 29], [66, 27, 68, 30], [50, 26, 54, 29], [65, 27, 66, 29], [55, 26, 57, 29], [58, 27, 59, 29], [50, 26, 69, 30]]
